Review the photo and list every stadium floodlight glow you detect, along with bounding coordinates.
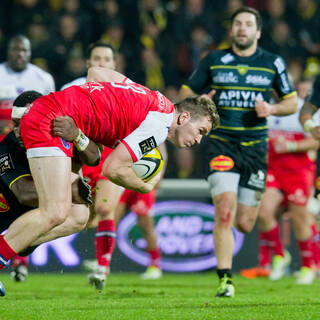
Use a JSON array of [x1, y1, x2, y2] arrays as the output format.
[[117, 200, 244, 272]]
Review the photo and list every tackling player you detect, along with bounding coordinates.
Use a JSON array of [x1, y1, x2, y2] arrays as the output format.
[[0, 69, 219, 288], [179, 6, 297, 297], [0, 91, 100, 295]]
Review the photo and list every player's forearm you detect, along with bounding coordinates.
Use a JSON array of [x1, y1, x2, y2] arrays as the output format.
[[299, 101, 318, 126], [78, 141, 101, 167], [292, 138, 319, 152], [103, 165, 152, 194], [271, 95, 298, 116], [87, 67, 126, 83]]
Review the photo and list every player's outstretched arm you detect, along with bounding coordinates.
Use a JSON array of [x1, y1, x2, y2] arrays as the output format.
[[102, 143, 155, 194], [87, 67, 129, 83], [53, 116, 101, 166]]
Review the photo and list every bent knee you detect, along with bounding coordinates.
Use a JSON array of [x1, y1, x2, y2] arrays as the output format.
[[95, 203, 115, 219], [235, 218, 255, 234]]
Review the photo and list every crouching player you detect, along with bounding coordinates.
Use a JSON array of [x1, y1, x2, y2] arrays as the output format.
[[0, 91, 99, 295]]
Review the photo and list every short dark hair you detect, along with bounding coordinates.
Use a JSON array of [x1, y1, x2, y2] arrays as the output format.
[[231, 6, 262, 31], [13, 90, 42, 107], [174, 96, 220, 129], [86, 41, 116, 60]]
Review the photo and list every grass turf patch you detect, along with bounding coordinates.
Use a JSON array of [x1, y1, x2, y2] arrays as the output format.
[[0, 273, 319, 319]]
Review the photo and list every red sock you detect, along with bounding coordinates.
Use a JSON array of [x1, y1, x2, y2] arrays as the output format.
[[95, 220, 116, 271], [258, 232, 271, 267], [148, 248, 161, 268], [311, 224, 320, 268], [11, 256, 28, 268], [0, 235, 17, 270], [260, 224, 284, 257], [297, 236, 314, 268]]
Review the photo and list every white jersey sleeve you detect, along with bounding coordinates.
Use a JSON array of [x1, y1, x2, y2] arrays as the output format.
[[121, 111, 173, 162], [60, 77, 87, 90]]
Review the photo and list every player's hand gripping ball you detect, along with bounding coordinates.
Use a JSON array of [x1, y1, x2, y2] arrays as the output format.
[[132, 148, 163, 182]]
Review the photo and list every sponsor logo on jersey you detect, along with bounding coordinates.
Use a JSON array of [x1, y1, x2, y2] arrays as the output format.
[[60, 138, 71, 150], [245, 75, 271, 86], [237, 65, 249, 75], [280, 73, 290, 92], [0, 153, 13, 176], [213, 72, 238, 84], [81, 82, 104, 93], [248, 170, 266, 189], [209, 155, 234, 171], [218, 90, 264, 107], [117, 200, 244, 272], [274, 57, 285, 73], [139, 136, 156, 154], [0, 193, 10, 213], [221, 53, 234, 64], [288, 188, 307, 205]]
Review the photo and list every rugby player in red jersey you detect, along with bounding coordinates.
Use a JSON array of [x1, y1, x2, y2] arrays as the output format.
[[0, 68, 219, 284]]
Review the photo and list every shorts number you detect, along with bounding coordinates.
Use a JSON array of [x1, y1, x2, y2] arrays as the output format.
[[111, 82, 147, 95]]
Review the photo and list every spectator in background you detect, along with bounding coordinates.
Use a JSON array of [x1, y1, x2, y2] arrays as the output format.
[[49, 14, 84, 87], [94, 0, 124, 40], [55, 0, 93, 47], [292, 0, 320, 58], [260, 0, 287, 32], [100, 21, 138, 77], [261, 21, 299, 61], [174, 0, 217, 45], [8, 0, 50, 36], [0, 35, 55, 139], [177, 23, 215, 79]]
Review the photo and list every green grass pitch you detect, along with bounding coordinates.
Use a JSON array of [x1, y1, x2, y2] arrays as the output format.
[[0, 273, 320, 320]]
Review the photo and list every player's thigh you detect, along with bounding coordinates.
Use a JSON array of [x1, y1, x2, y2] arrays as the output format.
[[94, 178, 123, 214], [258, 188, 284, 220], [29, 157, 72, 211]]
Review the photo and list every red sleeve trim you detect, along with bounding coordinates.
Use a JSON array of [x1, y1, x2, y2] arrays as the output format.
[[122, 77, 128, 83], [121, 140, 138, 162]]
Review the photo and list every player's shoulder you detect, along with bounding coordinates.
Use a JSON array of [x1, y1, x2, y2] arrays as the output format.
[[27, 63, 54, 82], [203, 49, 231, 64], [0, 62, 8, 76], [257, 47, 286, 71], [61, 77, 86, 90], [0, 132, 20, 152]]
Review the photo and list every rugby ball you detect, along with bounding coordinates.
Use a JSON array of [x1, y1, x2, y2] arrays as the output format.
[[132, 148, 163, 182]]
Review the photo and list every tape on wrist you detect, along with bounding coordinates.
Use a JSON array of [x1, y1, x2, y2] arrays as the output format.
[[73, 129, 89, 151], [286, 141, 297, 152], [11, 106, 27, 119], [303, 119, 316, 132]]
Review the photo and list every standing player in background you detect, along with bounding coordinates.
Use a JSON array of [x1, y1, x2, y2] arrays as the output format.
[[179, 6, 297, 297], [255, 78, 318, 285], [0, 35, 55, 139]]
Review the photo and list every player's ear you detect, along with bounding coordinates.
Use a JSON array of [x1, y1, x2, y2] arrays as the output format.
[[177, 111, 191, 125]]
